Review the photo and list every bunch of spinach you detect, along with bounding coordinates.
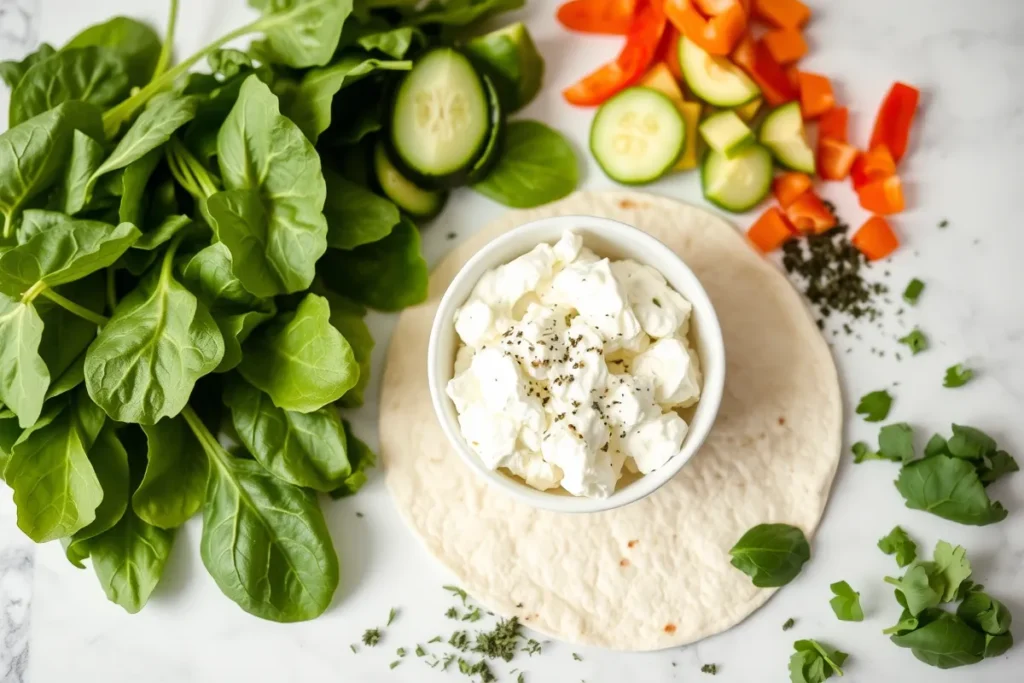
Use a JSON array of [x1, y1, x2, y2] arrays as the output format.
[[0, 0, 544, 621]]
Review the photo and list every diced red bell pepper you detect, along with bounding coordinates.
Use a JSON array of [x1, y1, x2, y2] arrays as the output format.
[[654, 24, 685, 83], [557, 0, 639, 35], [852, 215, 899, 260], [762, 27, 807, 64], [869, 82, 920, 163], [665, 0, 747, 56], [818, 106, 848, 142], [748, 207, 797, 252], [797, 71, 834, 119], [851, 144, 897, 190], [857, 175, 905, 215], [785, 191, 836, 234], [564, 0, 667, 106], [773, 172, 813, 208], [753, 0, 810, 29], [731, 35, 799, 106], [817, 138, 858, 181]]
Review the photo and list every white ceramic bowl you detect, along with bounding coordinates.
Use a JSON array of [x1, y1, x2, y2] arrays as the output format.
[[427, 215, 725, 513]]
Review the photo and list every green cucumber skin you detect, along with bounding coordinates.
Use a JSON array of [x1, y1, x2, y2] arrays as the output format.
[[464, 75, 505, 185], [590, 87, 685, 185], [373, 143, 448, 219], [679, 38, 760, 108], [700, 146, 773, 214], [759, 103, 815, 173]]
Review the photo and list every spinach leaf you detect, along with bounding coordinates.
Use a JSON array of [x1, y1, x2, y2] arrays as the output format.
[[855, 389, 891, 422], [4, 389, 105, 541], [0, 101, 103, 240], [878, 422, 914, 463], [63, 16, 161, 88], [318, 216, 428, 311], [789, 639, 847, 683], [324, 291, 373, 407], [9, 47, 130, 126], [133, 416, 209, 529], [0, 219, 140, 294], [0, 293, 49, 428], [36, 278, 105, 395], [329, 420, 376, 497], [213, 76, 327, 297], [225, 375, 352, 491], [58, 130, 106, 215], [877, 525, 917, 568], [895, 455, 1007, 525], [0, 416, 20, 472], [828, 581, 863, 621], [248, 0, 352, 69], [85, 241, 224, 424], [64, 423, 130, 568], [728, 523, 811, 588], [207, 49, 253, 78], [404, 0, 525, 26], [356, 27, 422, 58], [471, 120, 578, 208], [16, 209, 67, 242], [238, 293, 358, 413], [323, 167, 400, 250], [957, 591, 1012, 637], [186, 407, 339, 622], [890, 610, 986, 669], [281, 55, 411, 142], [0, 43, 57, 90]]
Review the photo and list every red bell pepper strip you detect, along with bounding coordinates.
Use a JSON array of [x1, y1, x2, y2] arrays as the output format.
[[869, 82, 920, 163], [852, 216, 899, 260], [557, 0, 639, 35], [654, 24, 685, 82], [731, 36, 798, 106], [857, 175, 905, 215], [563, 0, 667, 106], [748, 207, 797, 252], [753, 0, 810, 29], [772, 172, 812, 208], [818, 106, 848, 142], [762, 27, 807, 64], [785, 190, 836, 234], [817, 138, 858, 181], [851, 144, 897, 190], [797, 71, 834, 119], [665, 0, 747, 56]]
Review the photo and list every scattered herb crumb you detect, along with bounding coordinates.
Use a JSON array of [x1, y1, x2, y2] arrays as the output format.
[[938, 219, 948, 228], [458, 658, 495, 682], [522, 639, 542, 656], [902, 278, 925, 304], [944, 364, 974, 388], [349, 644, 357, 653], [415, 645, 426, 657], [446, 607, 460, 619], [447, 232, 457, 240], [856, 389, 892, 422], [783, 618, 795, 630], [462, 607, 483, 622], [898, 329, 928, 354], [387, 607, 398, 626], [449, 630, 470, 651], [362, 629, 380, 646], [444, 585, 469, 605], [428, 635, 443, 644], [572, 652, 582, 661], [389, 660, 400, 670], [701, 663, 718, 674], [396, 647, 406, 657], [517, 674, 525, 683], [442, 653, 456, 670], [355, 511, 363, 518], [473, 617, 522, 661]]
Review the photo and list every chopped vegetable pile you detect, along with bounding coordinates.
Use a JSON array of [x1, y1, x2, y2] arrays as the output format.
[[0, 0, 577, 621]]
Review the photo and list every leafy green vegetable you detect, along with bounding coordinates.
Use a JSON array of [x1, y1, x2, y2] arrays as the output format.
[[9, 47, 130, 126], [465, 22, 543, 113], [878, 422, 914, 463], [878, 526, 917, 568], [728, 523, 810, 588], [931, 541, 972, 602], [356, 26, 422, 59], [851, 440, 897, 463], [472, 120, 578, 208], [318, 217, 428, 311], [895, 455, 1007, 525], [898, 328, 927, 355], [855, 389, 891, 422], [247, 0, 352, 69], [947, 425, 996, 461], [978, 450, 1018, 485], [322, 167, 400, 250], [403, 0, 526, 26], [58, 130, 106, 214], [789, 640, 847, 683], [329, 420, 376, 498], [0, 44, 57, 90], [63, 16, 162, 87], [902, 278, 924, 304], [133, 417, 209, 528], [957, 591, 1012, 639], [323, 291, 374, 407], [64, 423, 130, 567], [828, 581, 863, 621], [890, 609, 987, 669], [943, 364, 973, 387], [0, 294, 50, 428]]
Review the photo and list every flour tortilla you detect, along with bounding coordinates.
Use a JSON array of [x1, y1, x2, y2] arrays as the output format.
[[380, 191, 842, 650]]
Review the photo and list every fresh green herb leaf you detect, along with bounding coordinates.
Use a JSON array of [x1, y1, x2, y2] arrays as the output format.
[[0, 43, 56, 90], [428, 635, 443, 643], [947, 425, 996, 460], [463, 607, 483, 622], [931, 541, 973, 602], [572, 653, 582, 661], [445, 585, 469, 604], [522, 639, 542, 656], [828, 581, 864, 621], [446, 607, 460, 619], [856, 389, 892, 422], [473, 617, 522, 661], [895, 455, 1007, 525], [388, 607, 398, 626], [449, 630, 470, 651], [978, 450, 1019, 485], [898, 329, 928, 354], [701, 663, 717, 674], [783, 618, 795, 631], [389, 660, 400, 670], [890, 609, 986, 669], [878, 526, 917, 568], [789, 640, 847, 683], [471, 120, 578, 208], [134, 416, 209, 529], [902, 278, 925, 304], [415, 645, 426, 657], [363, 629, 381, 646], [879, 422, 915, 463], [852, 440, 899, 464], [924, 433, 949, 458], [396, 647, 406, 657], [729, 523, 810, 587], [943, 364, 973, 388]]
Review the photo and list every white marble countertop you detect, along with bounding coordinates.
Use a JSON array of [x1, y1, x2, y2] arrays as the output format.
[[1, 0, 1022, 681]]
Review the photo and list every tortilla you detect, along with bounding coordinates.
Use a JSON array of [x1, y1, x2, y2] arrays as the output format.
[[380, 191, 842, 650]]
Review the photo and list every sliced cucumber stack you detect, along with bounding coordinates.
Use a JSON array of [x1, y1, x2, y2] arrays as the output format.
[[702, 143, 773, 213], [591, 87, 686, 184], [388, 48, 496, 188], [374, 142, 447, 219], [699, 110, 754, 158], [680, 36, 760, 108], [760, 102, 816, 174]]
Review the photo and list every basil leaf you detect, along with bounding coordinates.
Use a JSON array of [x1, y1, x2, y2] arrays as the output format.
[[877, 525, 917, 568], [133, 417, 210, 529], [213, 76, 328, 297], [828, 581, 863, 622], [318, 216, 428, 311], [85, 249, 224, 424], [890, 610, 986, 669], [324, 291, 373, 407], [855, 389, 891, 422], [5, 389, 105, 541], [0, 43, 57, 90], [323, 167, 400, 250], [225, 375, 352, 491], [238, 293, 358, 413], [9, 47, 130, 126], [63, 16, 161, 88], [471, 120, 578, 208], [729, 523, 811, 588], [64, 424, 130, 567], [878, 422, 915, 463], [247, 0, 352, 69], [943, 363, 973, 388], [0, 293, 49, 428], [978, 450, 1018, 485], [895, 455, 1007, 526], [946, 424, 996, 461], [329, 420, 376, 498], [924, 433, 949, 458]]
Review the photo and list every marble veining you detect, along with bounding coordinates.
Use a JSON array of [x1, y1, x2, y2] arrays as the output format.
[[0, 547, 32, 683]]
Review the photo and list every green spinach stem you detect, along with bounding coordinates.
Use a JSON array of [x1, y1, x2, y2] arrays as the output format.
[[182, 404, 228, 469], [2, 213, 12, 240], [37, 288, 109, 327], [153, 0, 180, 79]]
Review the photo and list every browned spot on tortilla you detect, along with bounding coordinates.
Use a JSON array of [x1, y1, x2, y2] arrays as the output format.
[[779, 417, 786, 425], [618, 198, 648, 209], [620, 558, 630, 567], [664, 623, 677, 634], [627, 540, 639, 549]]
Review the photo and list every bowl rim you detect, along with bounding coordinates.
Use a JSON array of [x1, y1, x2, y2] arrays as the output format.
[[427, 214, 726, 514]]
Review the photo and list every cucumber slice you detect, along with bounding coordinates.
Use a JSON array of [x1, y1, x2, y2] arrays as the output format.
[[701, 143, 773, 213], [374, 142, 447, 219], [699, 110, 754, 158], [679, 36, 760, 107], [760, 102, 815, 173], [388, 48, 492, 186], [465, 75, 504, 183], [590, 87, 686, 185], [465, 22, 544, 113]]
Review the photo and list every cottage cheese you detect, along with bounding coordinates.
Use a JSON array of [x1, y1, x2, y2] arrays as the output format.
[[447, 231, 702, 498]]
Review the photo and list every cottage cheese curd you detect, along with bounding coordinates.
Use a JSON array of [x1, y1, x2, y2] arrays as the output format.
[[447, 231, 701, 498]]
